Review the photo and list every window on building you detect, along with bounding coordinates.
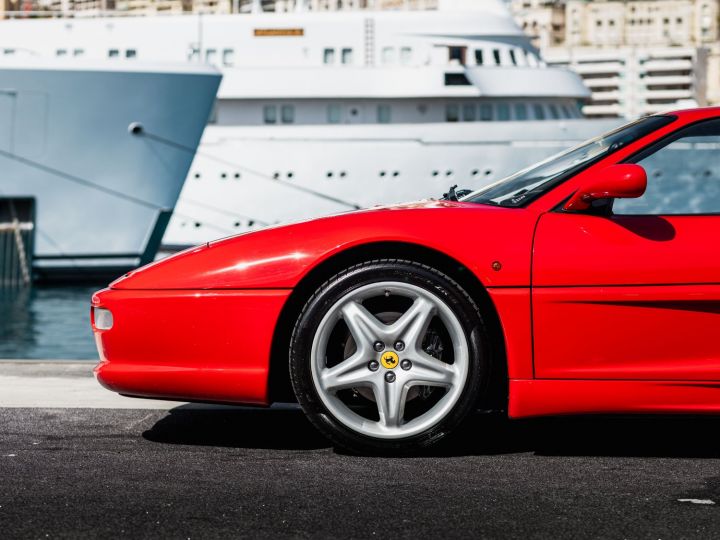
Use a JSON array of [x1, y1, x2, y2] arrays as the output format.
[[498, 103, 510, 121], [492, 49, 501, 66], [263, 105, 277, 124], [56, 49, 67, 57], [341, 48, 353, 65], [126, 49, 137, 59], [446, 104, 460, 123], [462, 104, 476, 121], [327, 104, 341, 124], [323, 48, 335, 64], [533, 103, 546, 120], [480, 104, 493, 121], [223, 48, 235, 66], [108, 49, 119, 58], [514, 103, 528, 120], [377, 105, 391, 124], [475, 49, 483, 65], [205, 48, 217, 64], [281, 105, 295, 124], [400, 47, 412, 65], [382, 47, 395, 64]]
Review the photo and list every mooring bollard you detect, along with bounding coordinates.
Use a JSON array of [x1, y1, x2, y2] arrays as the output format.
[[0, 198, 35, 289]]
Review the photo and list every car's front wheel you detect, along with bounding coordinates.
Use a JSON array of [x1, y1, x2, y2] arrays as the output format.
[[289, 259, 489, 454]]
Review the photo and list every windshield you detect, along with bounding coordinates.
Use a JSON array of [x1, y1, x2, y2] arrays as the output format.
[[463, 115, 676, 207]]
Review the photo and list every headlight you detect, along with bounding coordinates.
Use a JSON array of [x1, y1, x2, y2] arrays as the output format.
[[93, 307, 114, 330]]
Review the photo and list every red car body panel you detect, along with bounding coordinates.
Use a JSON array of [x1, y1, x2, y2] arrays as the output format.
[[93, 289, 289, 404], [92, 108, 720, 419]]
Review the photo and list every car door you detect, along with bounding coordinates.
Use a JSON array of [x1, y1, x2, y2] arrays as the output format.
[[532, 117, 720, 380]]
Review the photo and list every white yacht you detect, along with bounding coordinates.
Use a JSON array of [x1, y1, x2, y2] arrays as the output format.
[[0, 58, 220, 279], [0, 0, 617, 249]]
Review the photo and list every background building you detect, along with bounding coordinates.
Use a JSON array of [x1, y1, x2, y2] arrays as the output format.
[[510, 0, 720, 117]]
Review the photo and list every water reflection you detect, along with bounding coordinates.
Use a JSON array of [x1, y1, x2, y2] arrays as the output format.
[[0, 286, 98, 360]]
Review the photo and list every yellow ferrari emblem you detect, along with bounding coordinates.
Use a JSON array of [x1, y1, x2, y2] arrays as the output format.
[[381, 351, 399, 369]]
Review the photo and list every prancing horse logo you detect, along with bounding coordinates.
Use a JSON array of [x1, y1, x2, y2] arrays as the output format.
[[381, 351, 399, 369]]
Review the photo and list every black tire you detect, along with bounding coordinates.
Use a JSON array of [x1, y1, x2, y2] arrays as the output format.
[[289, 259, 490, 455]]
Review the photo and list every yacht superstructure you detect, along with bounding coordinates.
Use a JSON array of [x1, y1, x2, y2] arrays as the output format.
[[0, 0, 613, 248]]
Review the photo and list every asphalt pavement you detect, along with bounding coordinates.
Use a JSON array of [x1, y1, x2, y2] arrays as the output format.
[[2, 405, 720, 539]]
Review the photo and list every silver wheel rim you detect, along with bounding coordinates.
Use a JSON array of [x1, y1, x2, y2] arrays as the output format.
[[310, 281, 470, 440]]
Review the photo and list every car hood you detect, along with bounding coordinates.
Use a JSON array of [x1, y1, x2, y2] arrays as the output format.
[[111, 200, 537, 290]]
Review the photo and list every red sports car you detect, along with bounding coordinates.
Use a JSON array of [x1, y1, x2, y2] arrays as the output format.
[[92, 108, 720, 453]]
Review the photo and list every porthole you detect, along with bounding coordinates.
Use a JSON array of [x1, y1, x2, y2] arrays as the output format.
[[339, 171, 347, 178], [392, 171, 399, 177], [327, 171, 334, 178], [287, 172, 294, 179], [445, 170, 453, 176], [234, 173, 241, 179], [379, 171, 387, 177], [248, 220, 255, 227], [194, 222, 202, 228], [432, 170, 439, 177], [273, 172, 280, 180], [484, 169, 492, 176], [220, 172, 227, 179], [471, 169, 479, 176], [234, 221, 241, 227], [194, 173, 201, 179]]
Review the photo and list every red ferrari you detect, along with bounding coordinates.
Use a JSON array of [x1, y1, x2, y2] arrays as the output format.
[[92, 108, 720, 453]]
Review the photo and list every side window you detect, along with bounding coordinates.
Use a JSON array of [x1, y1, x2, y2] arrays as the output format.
[[615, 119, 720, 215]]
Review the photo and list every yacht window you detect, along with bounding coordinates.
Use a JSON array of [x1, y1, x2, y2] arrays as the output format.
[[223, 48, 235, 66], [446, 104, 460, 123], [263, 105, 277, 124], [73, 49, 84, 57], [323, 48, 335, 64], [327, 105, 341, 124], [509, 49, 517, 66], [462, 104, 476, 122], [448, 46, 465, 65], [56, 49, 67, 57], [281, 105, 295, 124], [444, 73, 471, 86], [475, 49, 483, 65], [498, 103, 510, 121], [205, 49, 217, 64], [108, 49, 119, 58], [341, 48, 353, 65], [514, 103, 528, 120], [480, 104, 493, 121], [400, 47, 412, 65], [549, 104, 560, 119], [188, 47, 200, 62], [492, 49, 501, 66], [533, 103, 546, 119], [3, 49, 15, 55], [377, 105, 391, 124], [382, 47, 395, 64], [126, 49, 137, 59]]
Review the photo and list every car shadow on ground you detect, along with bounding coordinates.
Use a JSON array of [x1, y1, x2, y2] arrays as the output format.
[[143, 405, 720, 458]]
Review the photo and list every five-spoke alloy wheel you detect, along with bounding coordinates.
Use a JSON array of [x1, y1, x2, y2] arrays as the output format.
[[290, 259, 488, 454]]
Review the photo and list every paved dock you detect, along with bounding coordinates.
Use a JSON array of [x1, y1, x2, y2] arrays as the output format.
[[2, 361, 720, 538]]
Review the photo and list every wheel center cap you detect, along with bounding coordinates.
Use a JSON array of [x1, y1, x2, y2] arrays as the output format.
[[380, 351, 399, 370]]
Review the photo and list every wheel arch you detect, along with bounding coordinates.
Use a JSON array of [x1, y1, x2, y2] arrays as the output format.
[[267, 241, 508, 411]]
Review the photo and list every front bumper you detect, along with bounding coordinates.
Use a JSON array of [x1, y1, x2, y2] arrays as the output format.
[[91, 288, 291, 405]]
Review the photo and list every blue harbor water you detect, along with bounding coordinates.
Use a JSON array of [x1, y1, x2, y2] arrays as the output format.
[[0, 286, 99, 360]]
